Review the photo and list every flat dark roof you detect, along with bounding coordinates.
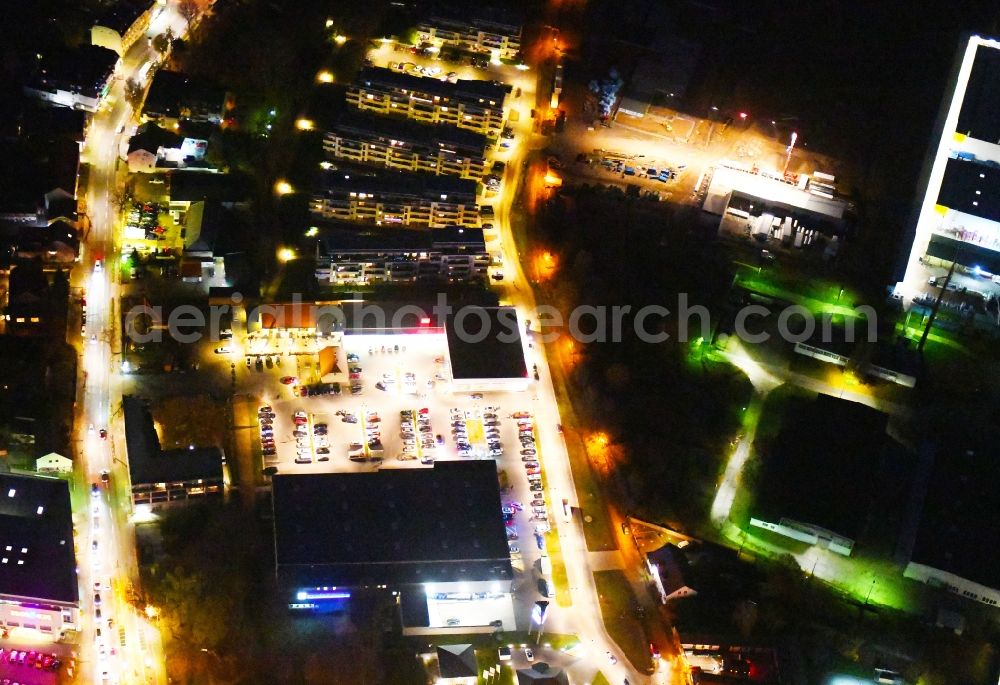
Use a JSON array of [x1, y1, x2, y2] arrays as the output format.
[[0, 473, 78, 604], [926, 233, 1000, 273], [317, 170, 477, 202], [123, 395, 223, 485], [937, 156, 1000, 225], [94, 0, 149, 34], [31, 44, 118, 99], [910, 446, 1000, 589], [169, 171, 251, 203], [143, 70, 225, 119], [332, 112, 488, 156], [956, 42, 1000, 144], [320, 223, 485, 253], [424, 2, 522, 32], [446, 306, 527, 380], [272, 461, 512, 587], [753, 395, 892, 541], [356, 67, 510, 104]]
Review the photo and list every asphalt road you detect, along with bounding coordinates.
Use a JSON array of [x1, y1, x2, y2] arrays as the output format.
[[76, 4, 196, 684]]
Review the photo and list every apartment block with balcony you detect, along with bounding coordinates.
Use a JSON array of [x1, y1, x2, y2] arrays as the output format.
[[313, 223, 489, 286], [323, 113, 488, 181], [311, 171, 481, 227], [416, 7, 522, 60], [348, 67, 510, 138]]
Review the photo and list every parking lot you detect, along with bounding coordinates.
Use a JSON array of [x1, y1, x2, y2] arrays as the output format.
[[254, 332, 555, 620]]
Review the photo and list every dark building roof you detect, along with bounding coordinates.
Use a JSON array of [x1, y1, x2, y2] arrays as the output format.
[[272, 461, 512, 587], [356, 67, 510, 104], [2, 101, 86, 140], [437, 644, 478, 678], [937, 156, 1000, 224], [169, 171, 252, 203], [0, 473, 78, 604], [127, 122, 183, 155], [0, 337, 48, 426], [332, 111, 489, 157], [424, 2, 522, 32], [29, 44, 118, 100], [910, 446, 1000, 589], [94, 0, 149, 34], [319, 223, 485, 254], [956, 41, 1000, 144], [445, 306, 527, 380], [753, 395, 894, 541], [316, 170, 477, 203], [122, 395, 223, 485], [515, 664, 569, 685], [143, 70, 226, 121], [185, 201, 231, 256], [0, 137, 79, 214], [926, 233, 1000, 274]]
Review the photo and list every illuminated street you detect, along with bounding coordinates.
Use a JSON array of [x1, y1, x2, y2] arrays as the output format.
[[74, 4, 200, 683]]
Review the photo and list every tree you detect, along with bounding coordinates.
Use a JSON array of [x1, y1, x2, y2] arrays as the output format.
[[177, 0, 198, 25], [152, 29, 173, 55], [124, 78, 145, 110]]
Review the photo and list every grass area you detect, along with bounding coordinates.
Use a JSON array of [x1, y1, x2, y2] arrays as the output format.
[[591, 673, 612, 685], [734, 268, 864, 317], [593, 571, 652, 673], [544, 524, 572, 607]]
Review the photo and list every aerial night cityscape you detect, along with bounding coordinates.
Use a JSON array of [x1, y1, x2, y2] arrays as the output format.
[[1, 0, 999, 684]]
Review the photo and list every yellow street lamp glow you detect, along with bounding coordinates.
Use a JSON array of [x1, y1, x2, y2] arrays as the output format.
[[145, 605, 159, 619], [316, 70, 334, 83], [305, 227, 319, 238], [325, 19, 333, 28], [274, 180, 293, 195], [295, 118, 315, 131], [334, 34, 347, 45], [277, 248, 296, 263]]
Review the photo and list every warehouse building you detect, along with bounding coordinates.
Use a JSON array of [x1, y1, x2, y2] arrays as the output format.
[[749, 395, 903, 556], [904, 445, 1000, 608], [271, 461, 515, 629], [310, 171, 482, 227], [0, 473, 79, 638], [349, 67, 509, 138], [899, 35, 1000, 306], [323, 113, 488, 180]]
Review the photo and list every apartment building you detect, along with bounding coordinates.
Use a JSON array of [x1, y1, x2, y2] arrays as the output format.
[[416, 7, 522, 60], [91, 0, 159, 56], [311, 171, 481, 227], [323, 113, 488, 180], [348, 67, 510, 138], [314, 223, 489, 286]]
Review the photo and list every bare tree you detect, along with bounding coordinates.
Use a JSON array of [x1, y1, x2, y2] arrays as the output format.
[[177, 0, 198, 25]]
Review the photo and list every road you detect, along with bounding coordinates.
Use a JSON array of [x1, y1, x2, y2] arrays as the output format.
[[76, 4, 196, 683], [484, 74, 671, 685]]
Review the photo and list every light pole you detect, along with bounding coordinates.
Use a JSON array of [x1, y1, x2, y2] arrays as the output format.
[[781, 131, 798, 176]]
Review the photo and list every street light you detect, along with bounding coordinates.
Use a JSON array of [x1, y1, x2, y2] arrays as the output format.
[[277, 248, 296, 263], [316, 70, 334, 84], [295, 118, 315, 131], [274, 180, 293, 196]]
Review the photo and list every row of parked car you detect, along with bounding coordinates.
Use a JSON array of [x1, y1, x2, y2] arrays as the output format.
[[259, 406, 276, 457], [0, 647, 62, 671], [400, 408, 437, 463]]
